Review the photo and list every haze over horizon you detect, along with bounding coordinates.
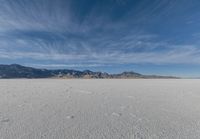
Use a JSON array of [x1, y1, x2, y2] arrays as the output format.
[[1, 0, 200, 77]]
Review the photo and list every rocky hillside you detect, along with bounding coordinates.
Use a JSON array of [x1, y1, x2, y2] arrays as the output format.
[[0, 64, 178, 79]]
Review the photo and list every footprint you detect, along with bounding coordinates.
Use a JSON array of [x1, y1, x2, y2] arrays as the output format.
[[66, 115, 75, 119], [130, 113, 137, 118], [18, 104, 23, 107], [112, 112, 122, 117], [127, 96, 135, 99], [132, 132, 144, 139], [1, 118, 10, 123], [18, 104, 26, 107], [120, 106, 126, 110], [78, 90, 93, 95], [41, 134, 47, 138]]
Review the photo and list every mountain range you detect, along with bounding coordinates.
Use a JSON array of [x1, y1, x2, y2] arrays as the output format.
[[0, 64, 178, 79]]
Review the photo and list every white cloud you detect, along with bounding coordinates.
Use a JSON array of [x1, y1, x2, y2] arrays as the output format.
[[0, 0, 200, 69]]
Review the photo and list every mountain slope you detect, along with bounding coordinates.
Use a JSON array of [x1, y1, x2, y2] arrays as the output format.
[[0, 64, 178, 79]]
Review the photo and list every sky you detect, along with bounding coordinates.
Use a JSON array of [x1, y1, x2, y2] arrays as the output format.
[[0, 0, 200, 77]]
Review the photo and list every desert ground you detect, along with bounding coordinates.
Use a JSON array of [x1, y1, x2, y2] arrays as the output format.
[[0, 79, 200, 139]]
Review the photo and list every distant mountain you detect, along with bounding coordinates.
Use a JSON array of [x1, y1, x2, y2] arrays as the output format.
[[0, 64, 178, 79]]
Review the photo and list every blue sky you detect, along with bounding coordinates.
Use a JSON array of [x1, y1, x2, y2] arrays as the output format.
[[0, 0, 200, 77]]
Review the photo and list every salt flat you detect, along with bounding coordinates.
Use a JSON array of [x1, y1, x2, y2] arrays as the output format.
[[0, 79, 200, 139]]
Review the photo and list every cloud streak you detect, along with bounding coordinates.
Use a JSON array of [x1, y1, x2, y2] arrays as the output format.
[[0, 0, 200, 75]]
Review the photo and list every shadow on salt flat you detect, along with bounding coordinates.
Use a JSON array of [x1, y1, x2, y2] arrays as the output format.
[[1, 118, 10, 123]]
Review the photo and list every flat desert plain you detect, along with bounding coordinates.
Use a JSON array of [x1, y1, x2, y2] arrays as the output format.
[[0, 79, 200, 139]]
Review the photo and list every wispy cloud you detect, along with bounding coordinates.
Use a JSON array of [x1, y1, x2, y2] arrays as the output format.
[[25, 63, 106, 69], [0, 0, 200, 73], [1, 41, 200, 65]]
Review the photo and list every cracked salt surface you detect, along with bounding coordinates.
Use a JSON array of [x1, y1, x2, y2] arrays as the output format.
[[0, 79, 200, 139]]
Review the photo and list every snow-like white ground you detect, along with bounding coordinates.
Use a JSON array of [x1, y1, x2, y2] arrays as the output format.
[[0, 79, 200, 139]]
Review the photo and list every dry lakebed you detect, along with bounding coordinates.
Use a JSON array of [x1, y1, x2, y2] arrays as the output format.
[[0, 79, 200, 139]]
